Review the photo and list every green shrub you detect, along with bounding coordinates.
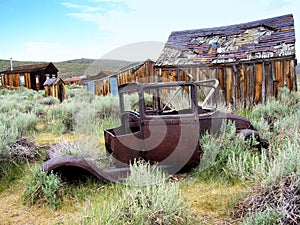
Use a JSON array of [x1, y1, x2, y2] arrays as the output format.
[[0, 122, 18, 157], [241, 207, 282, 225], [52, 136, 107, 162], [231, 88, 300, 224], [66, 87, 95, 102], [0, 160, 26, 193], [23, 166, 62, 210], [14, 113, 39, 136], [226, 149, 270, 183], [0, 88, 41, 159], [263, 136, 300, 186], [44, 93, 120, 135], [46, 102, 75, 134], [39, 96, 60, 105], [82, 160, 196, 224], [93, 95, 120, 118], [197, 121, 258, 183]]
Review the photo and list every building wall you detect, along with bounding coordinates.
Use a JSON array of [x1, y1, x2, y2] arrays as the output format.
[[91, 60, 155, 96], [1, 65, 58, 91], [154, 58, 297, 107], [1, 72, 31, 89], [44, 81, 66, 102]]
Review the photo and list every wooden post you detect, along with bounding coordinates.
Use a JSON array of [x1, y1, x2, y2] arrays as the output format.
[[225, 67, 233, 106], [234, 64, 241, 102], [196, 67, 200, 81], [232, 65, 237, 107], [240, 64, 247, 108], [219, 68, 225, 90], [254, 63, 263, 104], [262, 62, 266, 104], [290, 59, 297, 91], [246, 64, 254, 108], [285, 60, 291, 90], [265, 63, 272, 101], [275, 61, 284, 88]]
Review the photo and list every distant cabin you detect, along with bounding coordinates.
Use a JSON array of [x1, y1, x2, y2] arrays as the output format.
[[155, 14, 297, 106], [0, 62, 58, 91], [63, 77, 82, 85]]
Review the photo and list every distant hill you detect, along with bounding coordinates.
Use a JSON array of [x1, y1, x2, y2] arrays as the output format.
[[0, 58, 134, 79]]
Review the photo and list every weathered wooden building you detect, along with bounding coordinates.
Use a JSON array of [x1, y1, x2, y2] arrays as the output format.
[[87, 59, 155, 95], [63, 77, 82, 85], [43, 77, 66, 102], [0, 62, 58, 91], [155, 14, 297, 106]]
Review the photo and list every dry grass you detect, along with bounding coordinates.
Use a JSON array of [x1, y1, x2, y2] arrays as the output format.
[[180, 179, 246, 225], [0, 169, 246, 225], [0, 177, 81, 225], [0, 128, 248, 225]]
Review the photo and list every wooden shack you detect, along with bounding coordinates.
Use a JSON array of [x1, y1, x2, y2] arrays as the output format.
[[87, 59, 155, 95], [63, 77, 82, 85], [0, 62, 58, 91], [43, 77, 66, 102], [155, 14, 297, 107]]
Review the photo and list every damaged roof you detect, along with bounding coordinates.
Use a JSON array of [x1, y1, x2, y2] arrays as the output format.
[[156, 14, 295, 66], [43, 77, 64, 86], [2, 62, 58, 74]]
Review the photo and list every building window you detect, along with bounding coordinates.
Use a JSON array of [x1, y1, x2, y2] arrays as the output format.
[[35, 75, 39, 84], [20, 75, 25, 86]]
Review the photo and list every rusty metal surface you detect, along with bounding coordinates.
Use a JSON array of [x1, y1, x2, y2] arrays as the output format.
[[41, 79, 268, 182], [41, 155, 130, 183], [40, 155, 175, 183], [104, 80, 268, 173]]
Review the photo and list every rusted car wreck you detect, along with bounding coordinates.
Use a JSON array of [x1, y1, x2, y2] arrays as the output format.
[[41, 79, 268, 182]]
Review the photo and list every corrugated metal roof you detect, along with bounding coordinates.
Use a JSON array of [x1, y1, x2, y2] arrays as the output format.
[[156, 14, 295, 66]]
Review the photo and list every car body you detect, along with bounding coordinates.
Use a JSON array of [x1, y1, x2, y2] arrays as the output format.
[[42, 79, 268, 182], [104, 79, 268, 172]]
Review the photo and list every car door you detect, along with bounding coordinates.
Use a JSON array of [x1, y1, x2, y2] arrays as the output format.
[[140, 82, 201, 172]]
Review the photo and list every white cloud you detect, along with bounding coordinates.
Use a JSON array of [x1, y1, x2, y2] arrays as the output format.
[[91, 0, 125, 2], [62, 2, 100, 12], [10, 0, 298, 62], [110, 0, 299, 55], [67, 12, 101, 23]]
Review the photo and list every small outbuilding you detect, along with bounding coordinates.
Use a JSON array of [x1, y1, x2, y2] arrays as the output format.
[[0, 62, 58, 91], [43, 77, 66, 102]]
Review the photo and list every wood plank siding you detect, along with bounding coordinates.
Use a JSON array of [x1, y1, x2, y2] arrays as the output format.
[[87, 59, 155, 95], [44, 78, 66, 102], [0, 62, 58, 91], [155, 14, 297, 107]]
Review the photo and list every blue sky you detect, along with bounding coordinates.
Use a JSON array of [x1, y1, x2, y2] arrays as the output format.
[[0, 0, 299, 62]]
